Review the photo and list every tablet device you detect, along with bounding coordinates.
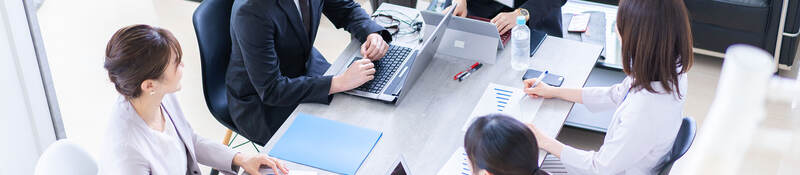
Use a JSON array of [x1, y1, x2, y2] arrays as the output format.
[[386, 155, 412, 175]]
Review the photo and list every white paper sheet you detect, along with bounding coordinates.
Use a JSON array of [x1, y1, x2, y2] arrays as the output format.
[[435, 147, 471, 175], [462, 83, 543, 131]]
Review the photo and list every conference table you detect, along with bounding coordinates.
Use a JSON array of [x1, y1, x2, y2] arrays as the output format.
[[259, 4, 603, 175]]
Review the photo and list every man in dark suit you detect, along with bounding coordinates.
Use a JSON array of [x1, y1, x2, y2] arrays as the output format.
[[227, 0, 392, 145], [447, 0, 566, 37]]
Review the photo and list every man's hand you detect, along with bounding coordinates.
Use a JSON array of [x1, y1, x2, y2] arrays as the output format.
[[491, 10, 523, 34], [330, 58, 375, 94], [361, 33, 389, 61], [233, 153, 289, 175], [443, 0, 468, 17]]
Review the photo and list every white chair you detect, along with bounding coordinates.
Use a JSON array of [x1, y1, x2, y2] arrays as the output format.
[[34, 139, 98, 175]]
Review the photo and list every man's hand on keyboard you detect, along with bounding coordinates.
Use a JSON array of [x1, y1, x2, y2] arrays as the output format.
[[330, 58, 376, 94], [361, 33, 389, 61]]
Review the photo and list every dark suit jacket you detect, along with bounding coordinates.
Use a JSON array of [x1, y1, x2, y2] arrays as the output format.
[[464, 0, 566, 37], [227, 0, 391, 145]]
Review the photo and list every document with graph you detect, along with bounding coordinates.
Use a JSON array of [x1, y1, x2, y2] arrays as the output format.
[[435, 147, 471, 175], [461, 83, 543, 131]]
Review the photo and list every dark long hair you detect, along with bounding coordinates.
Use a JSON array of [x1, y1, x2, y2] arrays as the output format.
[[617, 0, 693, 98], [464, 114, 548, 175]]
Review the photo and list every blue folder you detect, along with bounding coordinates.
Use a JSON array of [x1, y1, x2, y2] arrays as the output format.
[[269, 113, 382, 175]]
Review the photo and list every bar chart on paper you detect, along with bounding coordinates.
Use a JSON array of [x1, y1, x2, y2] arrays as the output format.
[[435, 147, 471, 175], [462, 83, 543, 131]]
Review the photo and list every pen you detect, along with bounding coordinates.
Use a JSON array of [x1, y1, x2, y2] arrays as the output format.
[[454, 62, 480, 80], [458, 63, 483, 81], [522, 70, 548, 100]]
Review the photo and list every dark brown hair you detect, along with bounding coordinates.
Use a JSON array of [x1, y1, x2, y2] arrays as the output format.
[[104, 24, 182, 99], [464, 114, 548, 175], [617, 0, 693, 97]]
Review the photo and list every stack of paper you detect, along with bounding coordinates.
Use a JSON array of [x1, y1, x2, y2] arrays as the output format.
[[462, 83, 543, 131]]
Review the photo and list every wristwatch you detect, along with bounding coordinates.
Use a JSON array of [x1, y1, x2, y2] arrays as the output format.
[[517, 8, 530, 21]]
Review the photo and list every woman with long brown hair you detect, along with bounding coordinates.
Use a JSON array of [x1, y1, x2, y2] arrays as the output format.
[[523, 0, 693, 174]]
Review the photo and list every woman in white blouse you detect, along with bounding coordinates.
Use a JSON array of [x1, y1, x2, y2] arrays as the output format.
[[102, 24, 288, 175], [523, 0, 694, 174]]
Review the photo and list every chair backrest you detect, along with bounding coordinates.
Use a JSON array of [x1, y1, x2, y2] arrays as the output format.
[[34, 140, 97, 175], [192, 0, 236, 131], [658, 117, 697, 175]]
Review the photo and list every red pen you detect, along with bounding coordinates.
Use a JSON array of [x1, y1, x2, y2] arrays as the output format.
[[454, 62, 481, 80]]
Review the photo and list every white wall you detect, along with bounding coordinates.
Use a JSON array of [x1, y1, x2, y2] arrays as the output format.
[[0, 0, 58, 173]]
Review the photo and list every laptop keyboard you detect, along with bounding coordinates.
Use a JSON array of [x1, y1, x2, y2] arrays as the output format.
[[348, 45, 412, 93]]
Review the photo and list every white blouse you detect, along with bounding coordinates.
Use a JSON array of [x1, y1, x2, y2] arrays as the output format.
[[148, 109, 188, 175], [560, 74, 687, 174]]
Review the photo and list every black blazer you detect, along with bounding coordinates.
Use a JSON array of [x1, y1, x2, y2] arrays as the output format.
[[465, 0, 566, 37], [226, 0, 391, 145]]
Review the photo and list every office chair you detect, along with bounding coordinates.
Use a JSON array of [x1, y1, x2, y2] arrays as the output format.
[[193, 0, 260, 174], [658, 117, 697, 175], [34, 139, 98, 175]]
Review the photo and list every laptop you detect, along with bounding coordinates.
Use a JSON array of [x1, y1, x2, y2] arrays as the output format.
[[420, 11, 547, 63], [336, 5, 456, 103]]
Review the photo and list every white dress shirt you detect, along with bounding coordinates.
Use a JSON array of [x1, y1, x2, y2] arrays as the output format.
[[560, 74, 687, 175], [293, 0, 303, 19]]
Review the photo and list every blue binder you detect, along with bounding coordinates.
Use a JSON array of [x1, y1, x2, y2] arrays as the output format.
[[269, 113, 382, 175]]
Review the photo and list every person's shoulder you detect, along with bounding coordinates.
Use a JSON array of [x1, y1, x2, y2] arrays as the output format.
[[105, 96, 148, 152], [233, 0, 277, 14]]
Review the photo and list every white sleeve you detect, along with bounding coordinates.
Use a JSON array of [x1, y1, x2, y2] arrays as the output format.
[[580, 77, 632, 112], [558, 105, 657, 174]]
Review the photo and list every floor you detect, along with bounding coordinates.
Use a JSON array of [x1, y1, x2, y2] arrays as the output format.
[[35, 0, 799, 174]]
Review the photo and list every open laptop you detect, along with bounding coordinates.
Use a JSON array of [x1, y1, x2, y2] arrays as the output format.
[[335, 5, 456, 103], [421, 11, 547, 64]]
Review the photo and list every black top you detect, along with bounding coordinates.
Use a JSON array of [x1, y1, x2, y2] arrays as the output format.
[[227, 0, 391, 145], [463, 0, 566, 37]]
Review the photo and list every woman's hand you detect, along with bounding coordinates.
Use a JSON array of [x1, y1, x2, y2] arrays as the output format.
[[523, 78, 557, 99], [444, 0, 468, 17], [491, 10, 522, 34], [233, 153, 289, 175], [525, 123, 564, 157]]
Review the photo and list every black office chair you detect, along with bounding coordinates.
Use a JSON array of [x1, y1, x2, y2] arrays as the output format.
[[657, 117, 697, 175], [193, 0, 259, 174]]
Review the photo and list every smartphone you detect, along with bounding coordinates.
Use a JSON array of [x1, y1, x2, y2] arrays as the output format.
[[522, 69, 564, 87]]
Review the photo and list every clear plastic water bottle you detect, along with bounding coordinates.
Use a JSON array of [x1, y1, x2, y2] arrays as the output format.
[[510, 16, 530, 71], [435, 0, 447, 12]]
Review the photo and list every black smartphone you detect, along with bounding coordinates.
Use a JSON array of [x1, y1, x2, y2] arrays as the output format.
[[522, 69, 564, 87]]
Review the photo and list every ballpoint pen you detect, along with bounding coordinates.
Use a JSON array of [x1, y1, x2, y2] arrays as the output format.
[[522, 70, 548, 101]]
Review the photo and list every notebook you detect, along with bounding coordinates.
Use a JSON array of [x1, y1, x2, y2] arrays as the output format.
[[269, 113, 382, 175]]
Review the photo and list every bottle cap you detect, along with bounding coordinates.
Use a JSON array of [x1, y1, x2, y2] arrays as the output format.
[[516, 16, 525, 25]]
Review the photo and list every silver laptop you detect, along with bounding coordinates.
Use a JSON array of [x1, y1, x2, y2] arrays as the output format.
[[336, 5, 456, 103], [421, 11, 505, 64]]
